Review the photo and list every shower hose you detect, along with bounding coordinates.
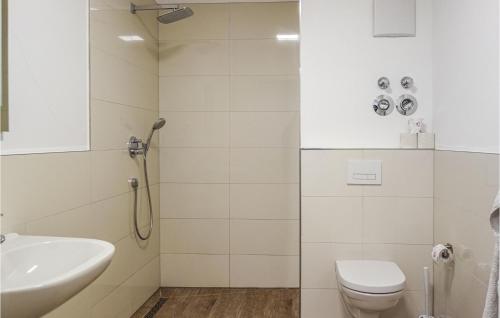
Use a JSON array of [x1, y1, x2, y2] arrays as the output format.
[[130, 156, 154, 241]]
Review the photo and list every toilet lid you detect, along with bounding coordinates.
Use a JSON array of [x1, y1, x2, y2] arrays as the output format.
[[335, 260, 406, 294]]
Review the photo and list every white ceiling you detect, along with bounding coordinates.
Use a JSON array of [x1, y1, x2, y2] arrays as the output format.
[[156, 0, 297, 3]]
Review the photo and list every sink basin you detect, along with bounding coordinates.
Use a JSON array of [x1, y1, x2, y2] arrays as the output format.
[[1, 233, 115, 318]]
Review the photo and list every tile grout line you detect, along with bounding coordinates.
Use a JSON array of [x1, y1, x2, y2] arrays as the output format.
[[228, 4, 233, 288]]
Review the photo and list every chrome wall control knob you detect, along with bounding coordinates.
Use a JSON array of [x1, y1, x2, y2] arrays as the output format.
[[127, 136, 145, 158], [373, 95, 394, 116], [377, 77, 390, 90], [396, 94, 418, 116], [401, 76, 414, 89]]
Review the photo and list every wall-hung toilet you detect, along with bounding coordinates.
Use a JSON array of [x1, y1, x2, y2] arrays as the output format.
[[335, 260, 406, 318]]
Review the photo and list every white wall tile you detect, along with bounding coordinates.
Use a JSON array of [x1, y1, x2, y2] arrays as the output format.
[[161, 254, 229, 287], [230, 255, 299, 287], [160, 219, 229, 254], [230, 220, 299, 255]]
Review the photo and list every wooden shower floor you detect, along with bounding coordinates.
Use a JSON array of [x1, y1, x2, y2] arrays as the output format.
[[131, 288, 300, 318]]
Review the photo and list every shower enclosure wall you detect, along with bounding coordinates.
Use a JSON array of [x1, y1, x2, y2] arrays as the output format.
[[157, 2, 300, 288]]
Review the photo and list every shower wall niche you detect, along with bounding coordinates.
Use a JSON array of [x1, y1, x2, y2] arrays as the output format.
[[158, 2, 300, 287]]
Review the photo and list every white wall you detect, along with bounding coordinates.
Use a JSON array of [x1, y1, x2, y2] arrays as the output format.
[[300, 0, 433, 149], [1, 0, 89, 155], [433, 0, 499, 154]]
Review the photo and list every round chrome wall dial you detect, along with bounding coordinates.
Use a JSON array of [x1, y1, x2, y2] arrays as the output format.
[[396, 94, 418, 116], [372, 95, 394, 116], [401, 76, 414, 89], [377, 77, 390, 90]]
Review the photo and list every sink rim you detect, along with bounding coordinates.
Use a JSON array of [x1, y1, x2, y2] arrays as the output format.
[[1, 233, 115, 294]]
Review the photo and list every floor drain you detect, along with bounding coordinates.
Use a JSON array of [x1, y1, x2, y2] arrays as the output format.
[[144, 298, 167, 318]]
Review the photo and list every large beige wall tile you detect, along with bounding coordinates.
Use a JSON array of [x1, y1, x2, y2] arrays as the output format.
[[230, 148, 298, 183], [229, 2, 299, 39], [160, 112, 229, 147], [106, 223, 160, 285], [161, 254, 229, 287], [363, 197, 433, 244], [230, 220, 299, 255], [92, 47, 157, 110], [159, 4, 229, 40], [434, 151, 498, 318], [137, 185, 161, 230], [435, 151, 498, 215], [121, 257, 160, 314], [160, 148, 229, 183], [230, 255, 299, 288], [435, 198, 495, 284], [159, 76, 229, 111], [91, 99, 157, 151], [230, 112, 299, 147], [381, 291, 425, 318], [26, 205, 96, 239], [159, 40, 229, 76], [1, 152, 91, 227], [230, 184, 299, 220], [160, 183, 229, 219], [301, 243, 362, 289], [363, 150, 434, 197], [301, 150, 363, 197], [230, 75, 299, 111], [363, 244, 433, 291], [91, 10, 158, 73], [91, 257, 160, 318], [302, 197, 363, 243], [301, 289, 349, 318], [160, 219, 229, 254], [91, 150, 143, 201], [8, 2, 161, 317], [230, 39, 299, 75]]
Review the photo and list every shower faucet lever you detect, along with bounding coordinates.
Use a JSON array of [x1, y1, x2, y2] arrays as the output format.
[[128, 136, 145, 158]]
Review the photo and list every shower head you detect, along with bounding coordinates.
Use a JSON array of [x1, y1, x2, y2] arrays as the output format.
[[157, 7, 194, 24], [152, 118, 166, 130], [144, 118, 166, 156]]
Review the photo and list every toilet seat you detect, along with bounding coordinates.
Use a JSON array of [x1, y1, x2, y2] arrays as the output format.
[[335, 260, 406, 294]]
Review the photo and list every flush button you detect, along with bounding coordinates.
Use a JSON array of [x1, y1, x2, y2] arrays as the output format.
[[347, 160, 382, 185]]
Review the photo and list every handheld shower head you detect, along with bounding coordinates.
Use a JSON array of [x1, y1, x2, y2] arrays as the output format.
[[144, 118, 166, 156], [152, 118, 166, 130]]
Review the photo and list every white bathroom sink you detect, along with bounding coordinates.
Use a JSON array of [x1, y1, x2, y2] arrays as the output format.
[[1, 233, 115, 318]]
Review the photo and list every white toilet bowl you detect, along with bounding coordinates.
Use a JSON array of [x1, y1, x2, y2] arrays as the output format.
[[335, 260, 406, 318]]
